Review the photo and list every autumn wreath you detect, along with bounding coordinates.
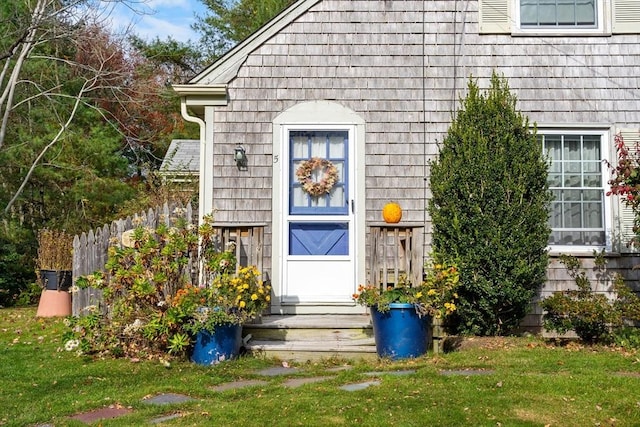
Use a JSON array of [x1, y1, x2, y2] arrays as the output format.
[[295, 157, 339, 197]]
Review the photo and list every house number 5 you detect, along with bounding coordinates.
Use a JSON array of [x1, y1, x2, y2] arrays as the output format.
[[273, 155, 279, 163]]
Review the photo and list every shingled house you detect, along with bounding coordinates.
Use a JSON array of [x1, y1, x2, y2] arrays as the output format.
[[172, 0, 640, 331]]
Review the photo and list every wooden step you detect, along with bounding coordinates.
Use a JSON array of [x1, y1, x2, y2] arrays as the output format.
[[243, 315, 377, 362], [246, 340, 377, 362]]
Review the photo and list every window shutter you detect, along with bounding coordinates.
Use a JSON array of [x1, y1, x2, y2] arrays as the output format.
[[612, 0, 640, 34], [478, 0, 511, 34], [615, 128, 640, 253]]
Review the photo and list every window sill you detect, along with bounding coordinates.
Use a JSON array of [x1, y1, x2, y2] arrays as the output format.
[[510, 31, 610, 37], [548, 248, 618, 257]]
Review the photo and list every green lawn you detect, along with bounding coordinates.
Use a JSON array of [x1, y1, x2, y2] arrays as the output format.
[[2, 307, 639, 426]]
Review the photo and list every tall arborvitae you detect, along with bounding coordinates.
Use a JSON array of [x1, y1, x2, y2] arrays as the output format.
[[429, 73, 552, 335]]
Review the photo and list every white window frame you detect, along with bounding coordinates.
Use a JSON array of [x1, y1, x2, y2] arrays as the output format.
[[514, 0, 607, 35], [540, 128, 612, 253]]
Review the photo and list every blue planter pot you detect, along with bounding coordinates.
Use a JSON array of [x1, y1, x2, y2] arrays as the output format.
[[191, 323, 242, 365], [370, 303, 431, 359]]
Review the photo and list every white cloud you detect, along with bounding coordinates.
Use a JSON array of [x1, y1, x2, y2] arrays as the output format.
[[108, 0, 204, 43], [136, 15, 197, 42], [147, 0, 191, 8]]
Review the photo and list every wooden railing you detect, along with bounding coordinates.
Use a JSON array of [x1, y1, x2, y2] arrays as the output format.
[[210, 223, 266, 275], [368, 224, 425, 288]]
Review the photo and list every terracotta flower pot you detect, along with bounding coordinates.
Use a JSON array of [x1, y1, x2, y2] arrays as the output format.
[[36, 289, 71, 317]]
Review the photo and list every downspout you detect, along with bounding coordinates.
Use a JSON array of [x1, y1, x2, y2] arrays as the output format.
[[179, 99, 208, 224]]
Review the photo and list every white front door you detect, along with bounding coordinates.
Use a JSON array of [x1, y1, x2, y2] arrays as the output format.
[[281, 128, 356, 305]]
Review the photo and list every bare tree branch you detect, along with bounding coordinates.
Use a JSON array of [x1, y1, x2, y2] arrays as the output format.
[[4, 72, 99, 214]]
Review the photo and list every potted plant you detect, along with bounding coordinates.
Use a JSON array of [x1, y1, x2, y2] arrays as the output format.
[[353, 261, 459, 359], [36, 228, 74, 317], [170, 264, 271, 365], [65, 214, 270, 363]]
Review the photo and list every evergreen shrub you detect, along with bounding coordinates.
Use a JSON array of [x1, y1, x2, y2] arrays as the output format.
[[429, 73, 552, 335]]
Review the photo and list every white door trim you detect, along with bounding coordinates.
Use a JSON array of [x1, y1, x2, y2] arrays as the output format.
[[271, 101, 366, 314]]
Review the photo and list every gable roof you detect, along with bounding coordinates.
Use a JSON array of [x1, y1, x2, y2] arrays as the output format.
[[190, 0, 321, 85], [160, 139, 200, 175]]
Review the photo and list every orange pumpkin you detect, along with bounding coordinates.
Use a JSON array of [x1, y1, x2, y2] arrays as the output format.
[[382, 202, 402, 223]]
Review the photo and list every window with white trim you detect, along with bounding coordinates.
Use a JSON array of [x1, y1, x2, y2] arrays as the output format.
[[541, 131, 609, 247], [520, 0, 598, 28], [478, 0, 640, 34]]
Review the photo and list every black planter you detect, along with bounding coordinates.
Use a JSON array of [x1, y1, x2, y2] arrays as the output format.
[[40, 269, 72, 291]]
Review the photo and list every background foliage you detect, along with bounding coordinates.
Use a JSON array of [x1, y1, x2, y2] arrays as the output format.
[[1, 0, 289, 305], [428, 73, 552, 335]]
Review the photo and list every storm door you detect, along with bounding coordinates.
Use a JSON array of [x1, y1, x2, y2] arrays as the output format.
[[281, 128, 356, 304]]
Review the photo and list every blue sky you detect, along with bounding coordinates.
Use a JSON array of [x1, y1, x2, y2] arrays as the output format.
[[110, 0, 208, 43]]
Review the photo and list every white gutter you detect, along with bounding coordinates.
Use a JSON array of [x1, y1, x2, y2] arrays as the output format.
[[179, 100, 208, 223], [173, 85, 228, 224]]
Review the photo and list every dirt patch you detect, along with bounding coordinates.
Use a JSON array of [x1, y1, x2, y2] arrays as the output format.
[[442, 336, 521, 352]]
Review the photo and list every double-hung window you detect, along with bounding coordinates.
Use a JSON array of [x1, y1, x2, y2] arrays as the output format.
[[520, 0, 598, 28], [477, 0, 640, 34], [541, 131, 609, 247]]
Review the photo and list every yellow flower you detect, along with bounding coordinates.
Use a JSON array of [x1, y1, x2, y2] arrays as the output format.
[[427, 289, 437, 296], [239, 301, 246, 308], [251, 293, 258, 301], [415, 292, 423, 298], [265, 295, 271, 302]]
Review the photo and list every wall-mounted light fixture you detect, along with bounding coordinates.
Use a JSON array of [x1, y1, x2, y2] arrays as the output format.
[[234, 145, 248, 170]]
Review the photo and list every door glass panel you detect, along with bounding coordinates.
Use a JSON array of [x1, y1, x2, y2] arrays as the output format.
[[329, 135, 345, 157], [292, 136, 309, 158], [289, 130, 349, 215], [330, 186, 345, 207]]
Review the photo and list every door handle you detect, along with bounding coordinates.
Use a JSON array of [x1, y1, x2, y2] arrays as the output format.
[[351, 200, 354, 214]]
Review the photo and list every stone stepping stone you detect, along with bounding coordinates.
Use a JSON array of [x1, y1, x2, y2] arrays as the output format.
[[364, 370, 416, 377], [339, 381, 380, 392], [326, 366, 353, 372], [210, 379, 269, 392], [68, 406, 132, 424], [150, 413, 184, 424], [256, 366, 301, 376], [282, 376, 334, 388], [439, 369, 495, 376], [142, 393, 195, 405]]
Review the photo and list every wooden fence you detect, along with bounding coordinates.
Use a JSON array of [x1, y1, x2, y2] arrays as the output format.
[[71, 203, 266, 316], [71, 202, 196, 316]]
